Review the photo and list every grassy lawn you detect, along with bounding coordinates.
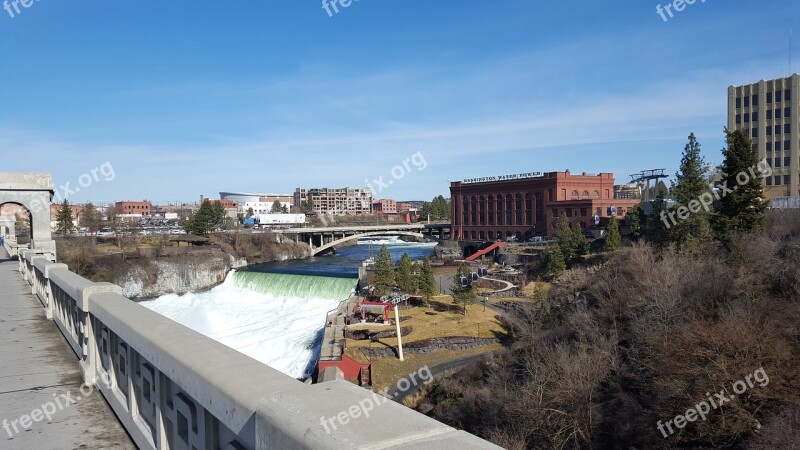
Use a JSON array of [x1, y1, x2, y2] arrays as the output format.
[[345, 295, 507, 391]]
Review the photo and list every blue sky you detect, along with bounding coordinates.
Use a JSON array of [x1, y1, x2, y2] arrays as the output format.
[[1, 0, 798, 204]]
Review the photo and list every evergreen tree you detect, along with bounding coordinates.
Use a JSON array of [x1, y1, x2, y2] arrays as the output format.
[[421, 196, 451, 221], [645, 192, 671, 251], [396, 253, 416, 294], [373, 244, 396, 295], [671, 133, 712, 252], [540, 245, 566, 279], [554, 214, 576, 262], [246, 207, 255, 218], [605, 217, 621, 253], [553, 214, 588, 264], [711, 129, 768, 245], [212, 201, 227, 228], [627, 203, 643, 240], [417, 257, 437, 303], [56, 199, 75, 237], [270, 200, 284, 213], [450, 263, 476, 315], [184, 199, 225, 236]]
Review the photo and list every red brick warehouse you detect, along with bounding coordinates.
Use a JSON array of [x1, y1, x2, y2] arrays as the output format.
[[449, 171, 640, 241]]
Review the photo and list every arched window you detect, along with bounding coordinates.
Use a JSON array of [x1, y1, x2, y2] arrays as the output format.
[[572, 190, 579, 199], [470, 196, 478, 225], [496, 194, 504, 226], [487, 195, 495, 225], [592, 191, 600, 199], [582, 191, 590, 199], [505, 194, 513, 225]]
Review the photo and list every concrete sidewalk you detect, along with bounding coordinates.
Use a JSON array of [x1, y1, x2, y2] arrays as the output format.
[[0, 248, 134, 450]]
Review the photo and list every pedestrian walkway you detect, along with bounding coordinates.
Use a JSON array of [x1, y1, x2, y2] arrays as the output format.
[[0, 247, 134, 450]]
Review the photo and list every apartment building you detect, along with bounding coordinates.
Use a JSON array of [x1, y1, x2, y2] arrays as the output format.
[[294, 187, 373, 215], [728, 74, 800, 201]]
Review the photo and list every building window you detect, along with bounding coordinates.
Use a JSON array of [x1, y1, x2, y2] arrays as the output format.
[[767, 126, 772, 136], [571, 190, 579, 199], [552, 208, 558, 218], [785, 156, 791, 166], [752, 111, 758, 122], [767, 142, 773, 152], [767, 177, 773, 186], [752, 94, 759, 105], [767, 92, 773, 103], [776, 108, 782, 119], [775, 158, 781, 168], [525, 193, 533, 225], [752, 128, 758, 138], [744, 113, 750, 123], [744, 96, 750, 107], [775, 176, 782, 185], [592, 191, 599, 199], [582, 191, 589, 199], [775, 125, 781, 135], [736, 114, 741, 124], [785, 124, 791, 134], [488, 196, 495, 225], [785, 175, 791, 185], [767, 109, 773, 120], [785, 140, 791, 151], [785, 107, 791, 117], [736, 97, 742, 108], [566, 208, 573, 218], [580, 208, 587, 217], [776, 90, 783, 103], [786, 89, 792, 101]]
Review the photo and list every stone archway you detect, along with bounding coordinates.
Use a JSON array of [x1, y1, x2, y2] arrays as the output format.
[[0, 214, 17, 240], [0, 173, 56, 255]]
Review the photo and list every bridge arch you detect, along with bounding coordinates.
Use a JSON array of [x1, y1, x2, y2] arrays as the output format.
[[312, 231, 426, 256], [0, 173, 56, 255]]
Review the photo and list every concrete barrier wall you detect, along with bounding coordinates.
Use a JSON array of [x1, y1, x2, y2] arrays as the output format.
[[17, 250, 499, 450]]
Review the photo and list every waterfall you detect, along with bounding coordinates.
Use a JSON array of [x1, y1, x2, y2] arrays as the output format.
[[142, 270, 357, 380], [233, 271, 357, 302]]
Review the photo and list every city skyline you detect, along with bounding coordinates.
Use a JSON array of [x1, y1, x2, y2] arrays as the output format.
[[1, 0, 799, 203]]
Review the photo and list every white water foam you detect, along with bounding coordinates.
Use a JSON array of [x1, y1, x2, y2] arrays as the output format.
[[141, 271, 348, 379]]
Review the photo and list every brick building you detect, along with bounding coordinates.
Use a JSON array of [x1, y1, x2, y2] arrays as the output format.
[[450, 171, 639, 241], [372, 199, 398, 214], [115, 201, 152, 217]]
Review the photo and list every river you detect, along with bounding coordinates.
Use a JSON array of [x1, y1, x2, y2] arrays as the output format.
[[141, 242, 437, 379]]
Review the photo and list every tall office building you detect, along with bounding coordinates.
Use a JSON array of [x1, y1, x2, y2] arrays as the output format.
[[294, 187, 373, 215], [728, 74, 800, 201]]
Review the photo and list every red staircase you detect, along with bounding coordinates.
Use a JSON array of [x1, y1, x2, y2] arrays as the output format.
[[465, 242, 507, 262]]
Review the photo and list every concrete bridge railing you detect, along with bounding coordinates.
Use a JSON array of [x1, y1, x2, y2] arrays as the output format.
[[15, 250, 499, 450]]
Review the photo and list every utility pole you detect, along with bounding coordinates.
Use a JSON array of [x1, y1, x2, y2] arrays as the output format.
[[394, 304, 404, 361]]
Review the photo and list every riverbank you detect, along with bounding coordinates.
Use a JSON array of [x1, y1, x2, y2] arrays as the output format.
[[55, 231, 313, 298]]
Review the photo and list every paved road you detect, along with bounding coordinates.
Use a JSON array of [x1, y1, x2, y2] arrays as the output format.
[[388, 351, 498, 404], [0, 248, 134, 450]]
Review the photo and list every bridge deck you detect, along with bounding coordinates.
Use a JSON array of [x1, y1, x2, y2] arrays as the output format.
[[0, 248, 134, 450]]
